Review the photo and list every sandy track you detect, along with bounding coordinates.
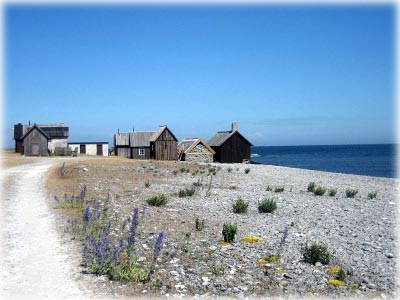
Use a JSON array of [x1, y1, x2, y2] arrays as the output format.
[[0, 159, 93, 300]]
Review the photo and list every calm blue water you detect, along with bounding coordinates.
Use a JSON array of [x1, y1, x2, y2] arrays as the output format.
[[251, 144, 398, 178]]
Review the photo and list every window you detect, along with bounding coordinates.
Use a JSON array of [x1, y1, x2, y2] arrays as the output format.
[[139, 147, 145, 156]]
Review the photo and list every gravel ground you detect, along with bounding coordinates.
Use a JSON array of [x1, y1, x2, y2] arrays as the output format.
[[45, 158, 399, 300]]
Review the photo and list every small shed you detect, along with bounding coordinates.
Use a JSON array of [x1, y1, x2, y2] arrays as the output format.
[[149, 126, 178, 161], [208, 122, 253, 163], [178, 138, 215, 163], [21, 124, 50, 156], [68, 142, 109, 156]]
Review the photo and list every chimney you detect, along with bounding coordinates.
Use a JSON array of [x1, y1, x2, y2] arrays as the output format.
[[232, 121, 238, 132]]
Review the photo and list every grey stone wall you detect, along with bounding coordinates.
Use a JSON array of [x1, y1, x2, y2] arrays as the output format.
[[185, 144, 214, 163]]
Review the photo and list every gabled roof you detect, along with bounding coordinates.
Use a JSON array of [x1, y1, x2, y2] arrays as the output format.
[[41, 127, 69, 138], [21, 124, 50, 140], [178, 138, 215, 154], [208, 130, 253, 147], [149, 126, 178, 142], [129, 131, 155, 147]]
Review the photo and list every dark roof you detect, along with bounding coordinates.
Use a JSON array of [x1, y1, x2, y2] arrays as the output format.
[[21, 124, 50, 140], [129, 132, 155, 147], [14, 123, 68, 139], [208, 130, 253, 147], [41, 127, 69, 138]]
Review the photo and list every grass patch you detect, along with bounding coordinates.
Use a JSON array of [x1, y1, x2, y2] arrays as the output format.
[[258, 198, 277, 213], [222, 222, 237, 243], [232, 197, 249, 213], [302, 241, 332, 265], [274, 186, 284, 193], [313, 186, 326, 196], [328, 189, 337, 196], [345, 189, 358, 198], [368, 191, 378, 199], [146, 194, 168, 206]]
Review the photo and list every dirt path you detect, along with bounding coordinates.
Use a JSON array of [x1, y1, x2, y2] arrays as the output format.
[[0, 159, 94, 299]]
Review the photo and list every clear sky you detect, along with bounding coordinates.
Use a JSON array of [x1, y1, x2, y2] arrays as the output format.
[[3, 3, 396, 147]]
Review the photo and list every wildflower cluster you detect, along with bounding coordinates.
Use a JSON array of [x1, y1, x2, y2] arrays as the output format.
[[54, 185, 87, 208], [82, 206, 164, 282]]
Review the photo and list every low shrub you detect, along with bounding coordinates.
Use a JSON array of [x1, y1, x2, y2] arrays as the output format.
[[266, 185, 272, 191], [368, 191, 378, 199], [195, 217, 205, 231], [227, 167, 233, 173], [313, 186, 326, 196], [345, 189, 358, 198], [307, 182, 316, 192], [222, 222, 237, 243], [328, 189, 337, 196], [244, 168, 251, 174], [232, 197, 249, 213], [302, 241, 332, 265], [274, 187, 284, 193], [146, 194, 168, 206], [178, 188, 195, 198], [144, 180, 150, 188], [258, 198, 277, 213]]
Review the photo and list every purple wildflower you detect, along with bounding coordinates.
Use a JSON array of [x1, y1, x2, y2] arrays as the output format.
[[153, 232, 164, 262], [54, 195, 59, 203], [83, 206, 92, 223]]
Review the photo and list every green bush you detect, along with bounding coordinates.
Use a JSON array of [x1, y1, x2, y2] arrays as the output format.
[[195, 217, 205, 231], [328, 189, 337, 196], [146, 194, 168, 206], [368, 191, 378, 199], [313, 186, 326, 196], [222, 222, 237, 243], [274, 186, 284, 193], [258, 198, 277, 213], [178, 188, 195, 198], [302, 241, 332, 265], [144, 180, 150, 188], [227, 167, 233, 173], [244, 168, 251, 174], [232, 197, 249, 213], [307, 182, 316, 192], [346, 189, 358, 198]]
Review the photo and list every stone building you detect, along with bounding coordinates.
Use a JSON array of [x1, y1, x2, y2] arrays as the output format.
[[178, 138, 215, 163]]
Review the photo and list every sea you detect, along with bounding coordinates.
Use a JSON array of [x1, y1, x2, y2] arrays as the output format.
[[251, 144, 398, 179]]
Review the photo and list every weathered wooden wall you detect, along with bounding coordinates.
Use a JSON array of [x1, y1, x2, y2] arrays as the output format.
[[214, 132, 251, 163], [152, 128, 177, 160], [23, 128, 48, 156], [131, 147, 151, 159]]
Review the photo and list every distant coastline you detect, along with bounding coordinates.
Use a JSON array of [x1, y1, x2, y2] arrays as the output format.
[[250, 144, 397, 179]]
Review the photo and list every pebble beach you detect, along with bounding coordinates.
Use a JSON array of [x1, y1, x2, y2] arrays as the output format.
[[47, 158, 399, 299]]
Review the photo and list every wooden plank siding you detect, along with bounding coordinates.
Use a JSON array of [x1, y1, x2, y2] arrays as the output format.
[[151, 127, 177, 160], [214, 132, 251, 163], [23, 127, 49, 156], [131, 147, 151, 159]]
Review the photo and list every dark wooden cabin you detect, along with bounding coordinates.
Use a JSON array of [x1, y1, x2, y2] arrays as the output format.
[[21, 124, 50, 156], [130, 131, 154, 159], [149, 126, 178, 160], [208, 122, 253, 163]]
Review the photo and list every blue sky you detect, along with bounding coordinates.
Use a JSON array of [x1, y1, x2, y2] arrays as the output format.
[[3, 3, 396, 147]]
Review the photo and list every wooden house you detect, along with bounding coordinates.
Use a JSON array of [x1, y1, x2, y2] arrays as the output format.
[[178, 138, 215, 163], [114, 125, 178, 160], [208, 122, 253, 163], [68, 142, 109, 156], [21, 124, 50, 156], [14, 122, 69, 154]]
